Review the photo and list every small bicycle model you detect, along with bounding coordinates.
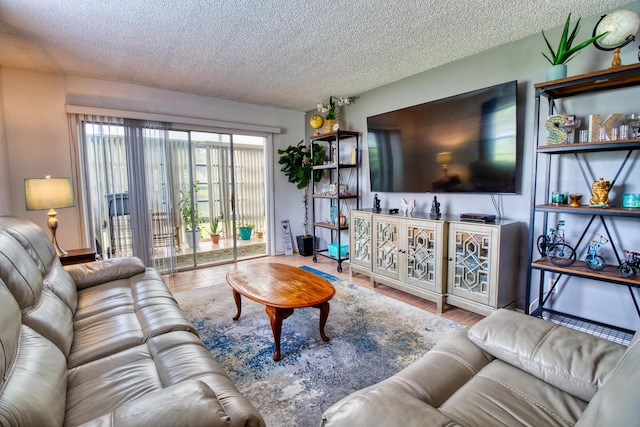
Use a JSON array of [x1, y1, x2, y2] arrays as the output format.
[[619, 249, 640, 277], [585, 234, 608, 271], [537, 220, 577, 267]]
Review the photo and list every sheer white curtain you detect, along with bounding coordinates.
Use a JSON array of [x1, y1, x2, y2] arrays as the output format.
[[71, 114, 190, 272]]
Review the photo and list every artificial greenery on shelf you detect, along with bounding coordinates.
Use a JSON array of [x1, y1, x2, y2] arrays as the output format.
[[542, 13, 608, 65]]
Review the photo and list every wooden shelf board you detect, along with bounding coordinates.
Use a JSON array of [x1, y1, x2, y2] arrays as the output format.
[[535, 63, 640, 99], [312, 163, 357, 170], [310, 130, 360, 141], [312, 194, 357, 200], [313, 221, 348, 230], [531, 258, 640, 288], [537, 139, 640, 154], [535, 204, 640, 217]]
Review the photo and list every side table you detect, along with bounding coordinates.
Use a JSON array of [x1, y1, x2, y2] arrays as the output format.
[[60, 248, 97, 266]]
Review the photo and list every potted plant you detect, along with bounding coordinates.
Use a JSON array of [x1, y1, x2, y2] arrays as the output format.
[[178, 182, 203, 248], [209, 216, 223, 244], [541, 13, 608, 81], [239, 223, 254, 240], [317, 96, 356, 133], [277, 140, 326, 256]]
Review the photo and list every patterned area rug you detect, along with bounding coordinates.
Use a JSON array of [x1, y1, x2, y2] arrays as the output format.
[[173, 266, 464, 427]]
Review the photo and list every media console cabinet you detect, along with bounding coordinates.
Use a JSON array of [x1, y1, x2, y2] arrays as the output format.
[[350, 209, 519, 316]]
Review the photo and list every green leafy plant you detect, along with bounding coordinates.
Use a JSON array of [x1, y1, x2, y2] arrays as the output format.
[[277, 140, 326, 190], [277, 140, 326, 235], [178, 182, 203, 231], [542, 13, 608, 65], [209, 216, 222, 236]]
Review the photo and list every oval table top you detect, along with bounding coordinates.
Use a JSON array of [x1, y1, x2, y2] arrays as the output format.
[[226, 262, 335, 309]]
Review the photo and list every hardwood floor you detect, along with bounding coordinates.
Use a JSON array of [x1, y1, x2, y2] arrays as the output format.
[[163, 254, 485, 327]]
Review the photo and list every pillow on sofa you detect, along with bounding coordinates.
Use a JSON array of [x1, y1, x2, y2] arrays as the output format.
[[65, 257, 146, 289], [468, 309, 626, 402]]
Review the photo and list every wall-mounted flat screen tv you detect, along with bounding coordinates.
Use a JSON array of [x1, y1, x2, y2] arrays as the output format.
[[367, 80, 518, 194]]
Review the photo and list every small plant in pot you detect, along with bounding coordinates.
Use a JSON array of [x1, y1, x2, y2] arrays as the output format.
[[238, 223, 254, 240], [277, 140, 326, 256], [209, 216, 223, 244], [541, 13, 608, 81]]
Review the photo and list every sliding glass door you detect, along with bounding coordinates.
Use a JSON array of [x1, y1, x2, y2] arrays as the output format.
[[180, 131, 267, 268], [80, 117, 267, 272]]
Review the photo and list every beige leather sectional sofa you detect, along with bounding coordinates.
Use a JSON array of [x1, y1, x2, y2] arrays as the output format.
[[322, 309, 639, 426], [0, 216, 264, 427]]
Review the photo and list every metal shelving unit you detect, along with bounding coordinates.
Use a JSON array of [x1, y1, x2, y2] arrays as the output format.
[[310, 130, 360, 272], [526, 63, 640, 343]]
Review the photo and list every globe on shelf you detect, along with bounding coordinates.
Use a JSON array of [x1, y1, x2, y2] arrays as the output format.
[[309, 114, 324, 134], [593, 9, 640, 67]]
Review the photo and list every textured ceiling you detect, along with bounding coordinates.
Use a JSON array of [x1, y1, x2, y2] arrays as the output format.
[[0, 0, 637, 111]]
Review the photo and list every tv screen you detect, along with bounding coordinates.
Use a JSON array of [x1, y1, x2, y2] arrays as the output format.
[[367, 80, 518, 194]]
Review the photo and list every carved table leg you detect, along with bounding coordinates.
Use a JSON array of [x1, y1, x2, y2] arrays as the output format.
[[265, 306, 294, 361], [314, 301, 331, 342], [232, 289, 242, 320]]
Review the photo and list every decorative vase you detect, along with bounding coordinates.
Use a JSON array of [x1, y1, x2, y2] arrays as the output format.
[[323, 119, 340, 133], [339, 212, 347, 227], [569, 194, 582, 207], [546, 64, 567, 81]]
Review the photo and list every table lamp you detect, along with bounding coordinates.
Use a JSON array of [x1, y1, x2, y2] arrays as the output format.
[[436, 151, 452, 178], [25, 175, 75, 256]]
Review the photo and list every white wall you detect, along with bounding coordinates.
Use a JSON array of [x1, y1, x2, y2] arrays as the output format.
[[0, 68, 305, 254], [307, 3, 640, 330]]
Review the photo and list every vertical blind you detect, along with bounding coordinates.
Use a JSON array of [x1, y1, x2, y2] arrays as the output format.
[[70, 113, 267, 273]]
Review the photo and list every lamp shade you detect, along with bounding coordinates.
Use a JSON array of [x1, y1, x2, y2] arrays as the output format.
[[436, 152, 452, 165], [25, 176, 75, 211]]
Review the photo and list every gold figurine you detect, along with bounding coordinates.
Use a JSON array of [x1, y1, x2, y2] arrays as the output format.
[[590, 178, 612, 207]]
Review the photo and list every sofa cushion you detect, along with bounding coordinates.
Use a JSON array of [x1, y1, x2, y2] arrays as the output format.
[[0, 232, 76, 356], [439, 360, 587, 426], [66, 330, 262, 427], [0, 216, 78, 312], [0, 279, 68, 427], [576, 330, 640, 426], [468, 309, 625, 401], [145, 331, 264, 427], [0, 215, 57, 276], [77, 381, 231, 427], [68, 269, 197, 368], [392, 328, 494, 407]]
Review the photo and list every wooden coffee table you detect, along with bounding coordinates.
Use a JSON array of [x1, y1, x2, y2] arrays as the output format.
[[226, 262, 335, 361]]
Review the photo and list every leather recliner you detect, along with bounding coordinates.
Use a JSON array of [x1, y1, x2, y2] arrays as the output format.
[[0, 216, 265, 427], [322, 308, 640, 426]]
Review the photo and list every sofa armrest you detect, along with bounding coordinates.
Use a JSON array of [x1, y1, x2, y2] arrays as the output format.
[[468, 309, 626, 401], [322, 382, 457, 427], [64, 257, 146, 289], [76, 380, 231, 427]]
